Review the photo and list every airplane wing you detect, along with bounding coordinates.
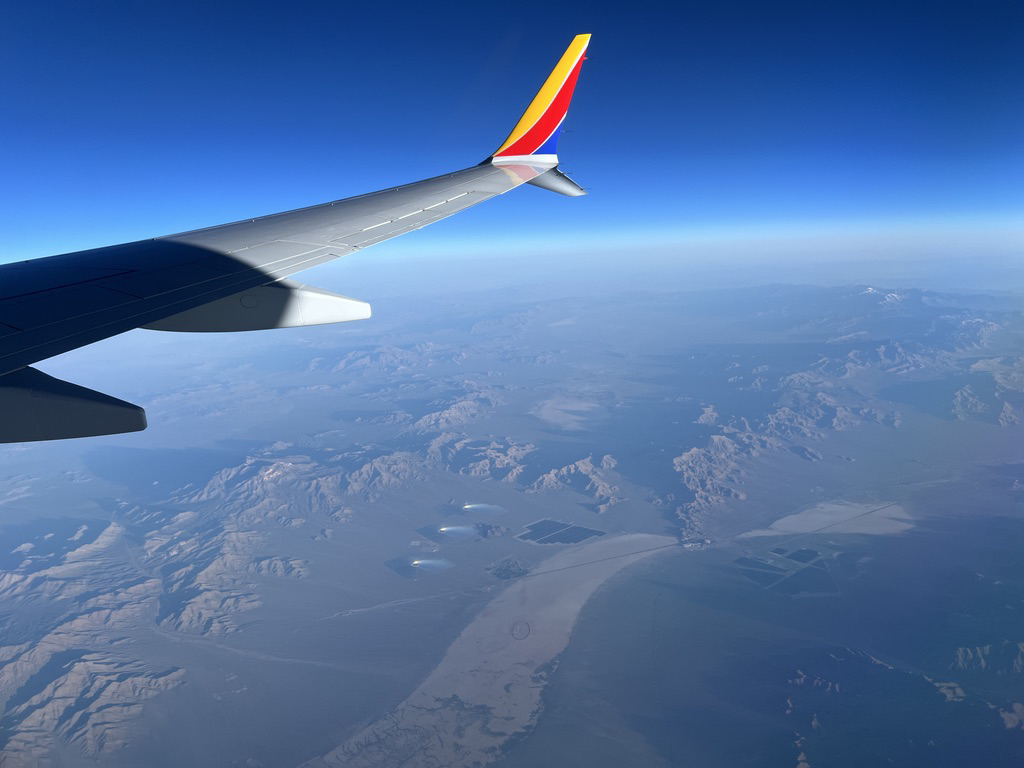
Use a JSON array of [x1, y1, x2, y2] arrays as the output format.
[[0, 34, 591, 443]]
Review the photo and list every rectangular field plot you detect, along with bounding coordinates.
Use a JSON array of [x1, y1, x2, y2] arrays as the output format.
[[518, 519, 606, 545]]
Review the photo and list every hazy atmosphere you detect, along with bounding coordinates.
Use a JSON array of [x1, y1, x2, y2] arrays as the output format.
[[1, 1, 1022, 766]]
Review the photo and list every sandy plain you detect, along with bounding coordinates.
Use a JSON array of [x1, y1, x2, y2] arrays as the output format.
[[738, 500, 913, 538], [305, 533, 677, 768]]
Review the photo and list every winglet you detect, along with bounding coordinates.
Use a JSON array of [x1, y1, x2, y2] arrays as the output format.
[[489, 34, 591, 165]]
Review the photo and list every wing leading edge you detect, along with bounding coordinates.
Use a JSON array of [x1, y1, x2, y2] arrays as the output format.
[[0, 34, 591, 442]]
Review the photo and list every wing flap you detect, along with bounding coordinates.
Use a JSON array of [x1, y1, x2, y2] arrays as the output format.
[[0, 265, 132, 301], [102, 262, 231, 299], [0, 285, 137, 331]]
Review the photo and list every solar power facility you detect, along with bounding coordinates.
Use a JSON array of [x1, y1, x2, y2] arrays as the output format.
[[517, 519, 606, 545]]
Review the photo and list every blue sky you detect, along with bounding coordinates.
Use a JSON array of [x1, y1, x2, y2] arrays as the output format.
[[1, 0, 1021, 264]]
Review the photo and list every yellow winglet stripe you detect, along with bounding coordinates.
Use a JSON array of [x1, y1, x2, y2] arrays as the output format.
[[493, 34, 591, 157]]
